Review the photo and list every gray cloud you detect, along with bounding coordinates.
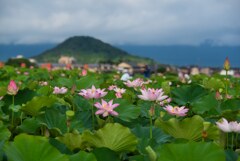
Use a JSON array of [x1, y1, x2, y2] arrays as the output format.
[[0, 0, 239, 45]]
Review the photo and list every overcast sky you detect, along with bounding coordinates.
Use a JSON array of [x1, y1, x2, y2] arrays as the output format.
[[0, 0, 240, 45]]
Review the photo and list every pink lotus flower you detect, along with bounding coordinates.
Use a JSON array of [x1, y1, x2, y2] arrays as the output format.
[[39, 81, 48, 86], [124, 78, 144, 88], [53, 87, 68, 94], [159, 98, 172, 106], [114, 88, 126, 98], [94, 99, 119, 117], [229, 121, 240, 133], [7, 80, 19, 95], [108, 85, 117, 90], [216, 118, 231, 133], [78, 85, 107, 99], [138, 88, 168, 102], [81, 69, 87, 76], [163, 105, 189, 116]]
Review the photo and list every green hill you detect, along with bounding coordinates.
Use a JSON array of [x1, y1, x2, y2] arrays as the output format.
[[33, 36, 153, 64]]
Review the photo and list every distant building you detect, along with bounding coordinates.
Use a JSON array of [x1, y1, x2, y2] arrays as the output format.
[[0, 62, 4, 68], [220, 70, 234, 76], [16, 55, 24, 59], [40, 63, 52, 71], [58, 56, 76, 65], [118, 62, 146, 74], [190, 67, 200, 75], [200, 68, 211, 75]]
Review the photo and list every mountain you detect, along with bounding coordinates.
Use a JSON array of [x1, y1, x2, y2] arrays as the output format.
[[33, 36, 153, 64], [117, 45, 240, 68]]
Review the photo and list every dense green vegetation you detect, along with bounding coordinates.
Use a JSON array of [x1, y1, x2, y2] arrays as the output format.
[[0, 65, 239, 161], [33, 36, 153, 64]]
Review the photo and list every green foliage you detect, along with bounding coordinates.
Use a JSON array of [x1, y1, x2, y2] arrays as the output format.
[[171, 85, 207, 105], [155, 115, 219, 141], [4, 134, 69, 161], [5, 58, 36, 67], [114, 99, 141, 122], [82, 123, 138, 152], [37, 108, 68, 135], [202, 77, 225, 91], [69, 151, 97, 161], [21, 96, 57, 116], [57, 133, 83, 151], [156, 142, 225, 161], [0, 121, 11, 142]]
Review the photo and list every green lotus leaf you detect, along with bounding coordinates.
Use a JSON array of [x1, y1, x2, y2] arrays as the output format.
[[93, 147, 120, 161], [0, 121, 11, 142], [4, 134, 69, 161], [17, 118, 40, 134], [21, 96, 57, 116], [161, 81, 171, 94], [114, 99, 141, 122], [69, 151, 97, 161], [57, 133, 83, 151], [202, 77, 225, 91], [37, 108, 67, 135], [82, 123, 138, 152], [192, 93, 219, 114], [155, 115, 204, 141], [157, 142, 225, 161], [171, 85, 207, 105], [75, 75, 103, 89], [56, 77, 74, 88], [221, 99, 240, 112]]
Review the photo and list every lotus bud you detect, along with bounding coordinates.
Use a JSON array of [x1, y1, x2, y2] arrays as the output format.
[[145, 146, 157, 161], [223, 57, 230, 71], [215, 91, 222, 100], [7, 80, 19, 95], [82, 69, 87, 76], [219, 88, 223, 93]]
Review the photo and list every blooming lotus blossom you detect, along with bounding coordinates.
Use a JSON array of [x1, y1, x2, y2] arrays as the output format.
[[114, 88, 126, 98], [108, 85, 117, 91], [94, 99, 119, 117], [114, 88, 126, 94], [124, 78, 144, 88], [39, 81, 48, 86], [229, 121, 240, 133], [138, 88, 168, 102], [78, 85, 107, 99], [7, 80, 19, 95], [163, 105, 189, 117], [216, 118, 231, 133], [53, 87, 68, 94], [159, 98, 172, 106]]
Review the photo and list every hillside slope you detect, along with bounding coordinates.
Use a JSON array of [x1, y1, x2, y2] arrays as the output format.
[[33, 36, 153, 64]]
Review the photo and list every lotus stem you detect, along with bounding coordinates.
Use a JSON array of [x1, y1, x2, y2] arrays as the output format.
[[232, 133, 234, 150], [92, 98, 95, 130], [20, 112, 23, 125], [225, 70, 228, 96], [236, 133, 238, 149], [149, 114, 153, 139], [226, 133, 228, 149], [11, 95, 15, 126]]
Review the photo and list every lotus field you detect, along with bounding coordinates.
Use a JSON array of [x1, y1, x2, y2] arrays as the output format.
[[0, 62, 240, 161]]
